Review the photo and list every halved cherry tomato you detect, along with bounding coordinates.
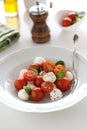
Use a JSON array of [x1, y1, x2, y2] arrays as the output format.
[[41, 81, 54, 93], [68, 12, 76, 21], [56, 77, 71, 92], [42, 61, 55, 72], [54, 65, 67, 76], [31, 87, 45, 102], [34, 76, 44, 87], [62, 17, 72, 27], [28, 63, 40, 72], [23, 70, 37, 82], [14, 78, 27, 91]]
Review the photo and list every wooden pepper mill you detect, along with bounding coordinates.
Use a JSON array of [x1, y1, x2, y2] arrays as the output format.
[[29, 2, 50, 43]]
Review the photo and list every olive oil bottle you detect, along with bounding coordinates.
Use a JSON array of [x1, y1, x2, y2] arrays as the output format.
[[4, 0, 18, 17]]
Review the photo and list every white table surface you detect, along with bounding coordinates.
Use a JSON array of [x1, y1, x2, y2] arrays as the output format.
[[0, 0, 87, 129]]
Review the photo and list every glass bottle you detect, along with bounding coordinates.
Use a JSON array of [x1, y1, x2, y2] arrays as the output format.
[[4, 0, 18, 17]]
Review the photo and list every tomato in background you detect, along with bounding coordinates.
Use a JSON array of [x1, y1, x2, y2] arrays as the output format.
[[56, 77, 71, 92], [31, 87, 44, 102], [62, 17, 72, 27], [68, 12, 76, 21], [34, 76, 44, 87], [14, 78, 27, 91]]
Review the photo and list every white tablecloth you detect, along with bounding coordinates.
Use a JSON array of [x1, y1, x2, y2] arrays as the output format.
[[0, 0, 87, 129]]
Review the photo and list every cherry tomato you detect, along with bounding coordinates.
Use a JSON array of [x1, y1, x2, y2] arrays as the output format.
[[23, 70, 37, 82], [34, 76, 44, 87], [28, 63, 40, 72], [62, 17, 72, 27], [54, 65, 67, 76], [68, 12, 76, 21], [56, 77, 71, 92], [42, 61, 55, 72], [41, 81, 54, 93], [31, 87, 45, 102], [14, 78, 27, 91]]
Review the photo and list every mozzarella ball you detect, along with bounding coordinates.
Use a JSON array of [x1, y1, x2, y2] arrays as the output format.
[[27, 82, 36, 89], [19, 69, 28, 78], [39, 70, 46, 76], [43, 72, 56, 83], [18, 89, 30, 101], [50, 88, 63, 101], [33, 57, 46, 65], [66, 71, 73, 81]]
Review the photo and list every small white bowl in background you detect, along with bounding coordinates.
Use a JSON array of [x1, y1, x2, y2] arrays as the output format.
[[55, 10, 86, 31]]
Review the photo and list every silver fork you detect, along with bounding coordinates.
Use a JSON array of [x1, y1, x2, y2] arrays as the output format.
[[71, 34, 79, 93]]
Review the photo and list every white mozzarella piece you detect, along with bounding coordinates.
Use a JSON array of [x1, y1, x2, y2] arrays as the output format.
[[18, 89, 29, 101], [66, 71, 73, 81], [33, 57, 46, 65], [43, 72, 56, 83], [27, 82, 36, 89], [19, 69, 28, 78], [50, 88, 63, 101], [39, 70, 46, 76]]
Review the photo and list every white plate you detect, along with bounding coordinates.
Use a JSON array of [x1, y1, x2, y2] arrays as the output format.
[[0, 46, 87, 113]]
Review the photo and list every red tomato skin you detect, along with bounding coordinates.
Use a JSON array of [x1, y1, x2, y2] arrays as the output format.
[[31, 87, 45, 102], [14, 78, 27, 91], [68, 12, 76, 21], [56, 77, 71, 92], [23, 70, 37, 82], [62, 17, 72, 27], [54, 64, 67, 76], [41, 81, 54, 93], [42, 61, 55, 73], [28, 63, 40, 72], [34, 76, 44, 87]]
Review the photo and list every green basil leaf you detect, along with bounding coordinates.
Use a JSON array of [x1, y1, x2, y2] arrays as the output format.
[[55, 60, 65, 66], [24, 86, 32, 94], [76, 11, 85, 19], [76, 11, 85, 16], [32, 67, 38, 75], [57, 71, 65, 79]]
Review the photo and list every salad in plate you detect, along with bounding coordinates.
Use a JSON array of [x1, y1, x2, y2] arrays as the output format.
[[14, 57, 74, 102]]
